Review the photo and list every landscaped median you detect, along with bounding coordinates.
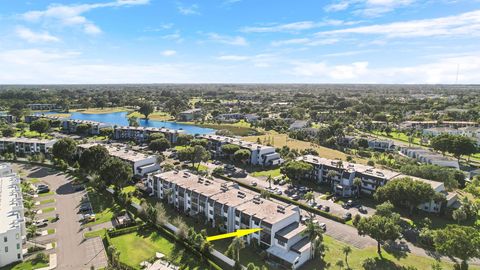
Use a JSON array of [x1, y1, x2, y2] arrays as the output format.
[[213, 173, 347, 224]]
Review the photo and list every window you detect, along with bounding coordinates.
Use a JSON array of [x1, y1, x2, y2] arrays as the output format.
[[3, 236, 7, 242], [17, 253, 21, 259], [5, 246, 8, 252], [17, 243, 20, 250]]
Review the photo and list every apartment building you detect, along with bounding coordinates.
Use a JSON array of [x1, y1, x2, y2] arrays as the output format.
[[0, 138, 56, 156], [343, 136, 395, 152], [27, 104, 61, 111], [400, 121, 479, 130], [113, 126, 185, 144], [62, 119, 112, 135], [422, 127, 462, 137], [148, 170, 311, 269], [0, 114, 16, 124], [177, 109, 202, 121], [198, 134, 283, 166], [0, 165, 25, 267], [299, 155, 399, 197], [298, 155, 457, 213], [400, 147, 460, 169], [78, 143, 160, 177], [0, 163, 13, 177]]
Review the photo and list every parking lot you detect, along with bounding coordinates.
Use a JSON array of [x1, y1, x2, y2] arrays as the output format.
[[15, 164, 108, 270]]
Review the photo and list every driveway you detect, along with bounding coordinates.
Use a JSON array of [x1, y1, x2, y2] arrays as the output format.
[[14, 164, 108, 270]]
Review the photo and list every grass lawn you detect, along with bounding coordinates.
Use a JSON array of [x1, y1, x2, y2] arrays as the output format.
[[128, 111, 173, 121], [174, 145, 188, 151], [250, 167, 281, 178], [38, 191, 54, 197], [47, 229, 55, 235], [86, 187, 122, 226], [29, 178, 40, 184], [71, 107, 130, 114], [84, 228, 106, 239], [244, 132, 367, 164], [41, 207, 55, 213], [371, 130, 422, 145], [109, 229, 210, 270], [0, 259, 48, 270], [14, 130, 52, 139], [39, 198, 55, 205], [183, 121, 258, 136]]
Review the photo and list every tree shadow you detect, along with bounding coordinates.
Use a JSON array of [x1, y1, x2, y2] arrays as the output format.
[[27, 167, 53, 178], [383, 241, 409, 259], [56, 182, 76, 195], [362, 257, 413, 270]]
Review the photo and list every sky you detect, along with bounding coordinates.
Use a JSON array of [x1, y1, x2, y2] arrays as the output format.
[[0, 0, 480, 84]]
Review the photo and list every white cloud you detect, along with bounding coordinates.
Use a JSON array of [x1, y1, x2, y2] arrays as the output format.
[[161, 50, 177, 56], [271, 37, 338, 47], [317, 9, 480, 38], [177, 4, 200, 15], [22, 0, 149, 35], [241, 20, 357, 33], [15, 26, 60, 43], [206, 33, 248, 46], [290, 53, 480, 83], [217, 55, 250, 61], [325, 0, 415, 17]]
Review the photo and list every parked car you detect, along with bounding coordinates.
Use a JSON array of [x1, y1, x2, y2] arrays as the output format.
[[213, 160, 222, 165], [79, 214, 96, 223], [33, 219, 49, 227], [343, 212, 352, 221], [308, 201, 317, 207], [279, 180, 287, 186], [79, 203, 92, 212], [319, 223, 327, 232], [224, 164, 235, 171], [251, 182, 257, 187], [291, 194, 300, 201], [275, 190, 282, 195], [316, 204, 323, 210], [36, 186, 50, 194], [323, 206, 330, 212], [359, 206, 368, 214]]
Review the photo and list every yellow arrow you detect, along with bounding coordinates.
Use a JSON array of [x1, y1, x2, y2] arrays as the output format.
[[206, 228, 262, 242]]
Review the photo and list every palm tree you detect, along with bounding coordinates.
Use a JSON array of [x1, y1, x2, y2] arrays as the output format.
[[342, 245, 352, 268], [304, 191, 315, 204], [156, 154, 165, 164], [353, 177, 362, 198], [226, 237, 246, 262], [266, 175, 273, 188], [302, 220, 325, 259]]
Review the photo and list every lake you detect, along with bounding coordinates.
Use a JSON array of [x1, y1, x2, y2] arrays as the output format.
[[38, 111, 216, 135]]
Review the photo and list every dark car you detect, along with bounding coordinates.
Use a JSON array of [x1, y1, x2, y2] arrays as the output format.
[[37, 187, 50, 194], [343, 212, 352, 221], [79, 203, 92, 212], [323, 206, 330, 212]]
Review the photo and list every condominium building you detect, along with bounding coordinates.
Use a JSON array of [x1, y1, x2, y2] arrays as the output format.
[[198, 134, 283, 166], [113, 126, 185, 144], [27, 104, 61, 111], [0, 163, 13, 177], [400, 147, 460, 169], [0, 114, 16, 124], [78, 143, 160, 177], [0, 164, 25, 267], [62, 119, 112, 135], [400, 121, 479, 130], [148, 170, 312, 269], [0, 138, 57, 156], [298, 155, 457, 213], [176, 108, 202, 121]]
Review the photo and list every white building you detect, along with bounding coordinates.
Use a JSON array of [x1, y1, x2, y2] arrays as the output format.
[[400, 147, 460, 169], [0, 163, 13, 177], [148, 170, 311, 269], [0, 138, 57, 156], [422, 127, 462, 137], [113, 126, 185, 144], [0, 164, 25, 267], [199, 134, 283, 166], [78, 143, 161, 177], [62, 119, 112, 135]]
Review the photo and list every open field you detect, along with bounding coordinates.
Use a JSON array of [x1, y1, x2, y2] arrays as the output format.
[[128, 111, 174, 121], [0, 260, 48, 270], [182, 120, 258, 136], [109, 229, 209, 270], [70, 107, 131, 114], [244, 132, 368, 164]]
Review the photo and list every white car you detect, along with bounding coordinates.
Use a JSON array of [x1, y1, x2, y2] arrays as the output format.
[[33, 219, 48, 227]]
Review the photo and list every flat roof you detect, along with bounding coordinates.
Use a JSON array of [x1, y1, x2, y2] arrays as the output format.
[[393, 174, 444, 191], [0, 137, 57, 144], [235, 197, 298, 225], [1, 172, 23, 233], [275, 222, 306, 240], [115, 126, 184, 134], [199, 134, 274, 151], [78, 143, 155, 162], [156, 170, 233, 197]]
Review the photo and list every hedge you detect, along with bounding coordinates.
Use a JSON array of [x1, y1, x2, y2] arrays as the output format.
[[214, 173, 346, 224]]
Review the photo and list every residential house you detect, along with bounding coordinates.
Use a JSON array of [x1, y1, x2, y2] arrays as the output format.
[[77, 143, 160, 177], [113, 126, 185, 144], [0, 165, 25, 267], [148, 170, 311, 269], [0, 138, 56, 156], [177, 109, 202, 121], [198, 134, 283, 166], [400, 147, 460, 169]]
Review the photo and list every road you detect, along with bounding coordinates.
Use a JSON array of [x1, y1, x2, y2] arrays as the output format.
[[15, 164, 108, 270]]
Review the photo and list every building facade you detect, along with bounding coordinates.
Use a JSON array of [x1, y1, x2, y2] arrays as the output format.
[[0, 164, 25, 268], [199, 134, 283, 166], [62, 119, 112, 135], [0, 138, 56, 156], [113, 126, 184, 144], [177, 109, 202, 121], [400, 147, 460, 169], [148, 170, 311, 269]]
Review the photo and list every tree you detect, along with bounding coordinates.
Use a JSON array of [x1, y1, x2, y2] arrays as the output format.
[[149, 138, 171, 152], [302, 219, 326, 258], [342, 245, 352, 268], [451, 136, 477, 161], [375, 201, 395, 217], [431, 134, 452, 155], [75, 123, 91, 135], [375, 177, 435, 215], [9, 102, 26, 119], [30, 119, 50, 134], [99, 127, 114, 138], [221, 144, 240, 158], [79, 145, 110, 174], [304, 191, 315, 203], [233, 149, 251, 165], [280, 161, 313, 182], [356, 214, 402, 257], [225, 237, 245, 262], [138, 102, 154, 119], [2, 127, 15, 137], [128, 116, 139, 127], [266, 175, 273, 188], [452, 207, 467, 225], [148, 132, 165, 142], [99, 157, 133, 190], [52, 138, 77, 164], [353, 177, 362, 197], [176, 134, 193, 146], [177, 145, 210, 170], [190, 138, 208, 147], [433, 225, 480, 269]]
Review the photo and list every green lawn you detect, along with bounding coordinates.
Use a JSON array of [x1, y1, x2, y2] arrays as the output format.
[[39, 198, 55, 205], [182, 122, 258, 136], [29, 178, 41, 184], [41, 207, 55, 213], [47, 229, 55, 235], [84, 228, 106, 239], [250, 167, 281, 178], [38, 191, 54, 197], [371, 130, 422, 145], [109, 229, 210, 270], [0, 260, 48, 270], [86, 187, 122, 226]]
